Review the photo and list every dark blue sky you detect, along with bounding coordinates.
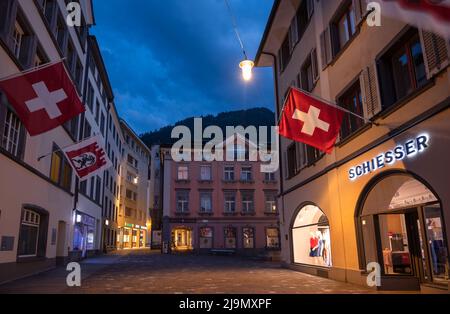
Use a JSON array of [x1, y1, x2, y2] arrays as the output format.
[[91, 0, 275, 134]]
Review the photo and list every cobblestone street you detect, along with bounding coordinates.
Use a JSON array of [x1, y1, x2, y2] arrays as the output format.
[[0, 249, 382, 294]]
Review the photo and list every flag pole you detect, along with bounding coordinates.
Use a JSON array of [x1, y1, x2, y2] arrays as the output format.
[[0, 58, 66, 82], [37, 134, 101, 162], [278, 86, 380, 126]]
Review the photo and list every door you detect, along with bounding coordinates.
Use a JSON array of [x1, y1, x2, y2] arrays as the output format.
[[405, 211, 429, 283]]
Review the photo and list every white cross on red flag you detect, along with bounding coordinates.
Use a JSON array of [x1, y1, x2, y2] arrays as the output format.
[[278, 88, 345, 154], [372, 0, 450, 38], [62, 135, 112, 179], [0, 61, 85, 136]]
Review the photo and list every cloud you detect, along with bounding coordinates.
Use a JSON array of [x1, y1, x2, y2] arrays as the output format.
[[91, 0, 275, 134]]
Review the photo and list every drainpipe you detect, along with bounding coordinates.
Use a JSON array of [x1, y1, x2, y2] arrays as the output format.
[[260, 51, 286, 258]]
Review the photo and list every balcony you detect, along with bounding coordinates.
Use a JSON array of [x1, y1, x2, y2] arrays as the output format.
[[223, 211, 238, 216], [175, 210, 190, 217], [198, 210, 214, 216]]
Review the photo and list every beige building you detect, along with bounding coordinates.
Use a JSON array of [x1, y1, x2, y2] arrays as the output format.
[[0, 0, 94, 283], [256, 0, 450, 291], [117, 120, 151, 249]]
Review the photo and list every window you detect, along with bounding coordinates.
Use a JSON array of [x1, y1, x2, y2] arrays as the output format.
[[50, 146, 72, 191], [87, 84, 94, 112], [12, 21, 24, 59], [199, 227, 213, 249], [200, 165, 212, 181], [378, 30, 427, 109], [338, 81, 364, 140], [297, 0, 314, 41], [83, 120, 91, 140], [243, 227, 255, 249], [177, 166, 189, 180], [176, 190, 190, 213], [266, 228, 280, 249], [224, 227, 237, 249], [100, 113, 106, 136], [287, 143, 297, 178], [126, 189, 137, 201], [264, 172, 276, 182], [224, 191, 236, 213], [18, 209, 41, 257], [2, 108, 21, 157], [125, 207, 133, 217], [334, 3, 357, 52], [292, 205, 332, 266], [265, 191, 278, 213], [224, 166, 235, 181], [241, 191, 255, 213], [55, 13, 67, 53], [199, 191, 212, 213], [79, 180, 87, 195], [95, 176, 101, 203], [240, 166, 252, 182], [300, 50, 318, 92]]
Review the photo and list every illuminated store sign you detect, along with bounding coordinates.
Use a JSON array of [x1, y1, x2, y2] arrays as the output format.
[[349, 134, 429, 181]]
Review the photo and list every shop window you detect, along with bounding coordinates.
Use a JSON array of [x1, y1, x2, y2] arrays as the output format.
[[292, 205, 332, 267], [224, 227, 237, 249], [243, 227, 255, 249], [358, 174, 448, 285], [338, 81, 365, 141], [199, 227, 213, 249], [377, 29, 427, 109], [266, 228, 280, 249]]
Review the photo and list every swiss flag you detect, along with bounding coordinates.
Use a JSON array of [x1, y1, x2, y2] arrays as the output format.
[[278, 88, 344, 154], [62, 135, 112, 179], [0, 62, 85, 136]]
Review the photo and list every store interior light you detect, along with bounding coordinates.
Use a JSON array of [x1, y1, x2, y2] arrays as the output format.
[[239, 59, 254, 81], [76, 214, 82, 223], [133, 177, 139, 184], [105, 219, 109, 226]]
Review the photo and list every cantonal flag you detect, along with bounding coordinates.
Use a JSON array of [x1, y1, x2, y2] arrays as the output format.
[[62, 135, 112, 179]]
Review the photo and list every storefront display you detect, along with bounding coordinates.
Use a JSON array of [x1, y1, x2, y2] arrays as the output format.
[[224, 227, 237, 249], [243, 227, 255, 249], [199, 227, 213, 249], [266, 228, 280, 249], [73, 212, 96, 257], [292, 205, 332, 267]]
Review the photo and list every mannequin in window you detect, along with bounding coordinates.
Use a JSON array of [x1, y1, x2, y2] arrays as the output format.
[[383, 248, 393, 274], [309, 232, 319, 257]]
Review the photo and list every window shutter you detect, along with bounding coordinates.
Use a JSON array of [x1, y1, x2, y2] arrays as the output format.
[[311, 48, 319, 82], [16, 124, 27, 160], [360, 63, 382, 119], [353, 0, 364, 26], [320, 27, 332, 70], [0, 93, 7, 143], [419, 29, 450, 79], [289, 18, 298, 52]]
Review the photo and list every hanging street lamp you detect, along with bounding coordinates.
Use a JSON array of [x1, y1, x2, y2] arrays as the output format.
[[239, 59, 254, 81]]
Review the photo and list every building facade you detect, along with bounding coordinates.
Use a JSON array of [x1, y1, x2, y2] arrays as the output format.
[[149, 145, 162, 248], [117, 120, 151, 249], [0, 0, 94, 283], [160, 138, 281, 256], [256, 0, 450, 290]]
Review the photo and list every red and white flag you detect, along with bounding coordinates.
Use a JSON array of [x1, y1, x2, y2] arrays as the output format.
[[278, 88, 345, 154], [0, 61, 85, 136], [62, 135, 112, 179], [371, 0, 450, 38]]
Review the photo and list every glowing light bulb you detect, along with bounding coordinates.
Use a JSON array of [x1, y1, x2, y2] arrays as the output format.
[[239, 59, 254, 81]]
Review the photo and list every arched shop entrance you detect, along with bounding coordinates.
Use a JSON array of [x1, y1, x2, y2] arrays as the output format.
[[291, 204, 332, 268], [171, 227, 193, 251], [356, 171, 449, 288]]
